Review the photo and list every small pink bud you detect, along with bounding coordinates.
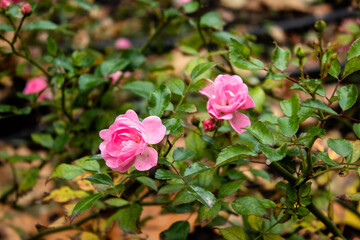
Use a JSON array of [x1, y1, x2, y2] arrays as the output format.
[[0, 0, 10, 8], [21, 2, 31, 15], [202, 118, 216, 132], [114, 38, 132, 50]]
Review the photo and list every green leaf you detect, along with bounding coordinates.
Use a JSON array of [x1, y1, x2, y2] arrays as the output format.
[[173, 191, 196, 206], [184, 163, 212, 176], [278, 116, 299, 137], [73, 0, 94, 10], [329, 59, 341, 78], [105, 198, 128, 207], [161, 221, 190, 240], [232, 196, 268, 216], [71, 193, 104, 223], [265, 66, 287, 80], [159, 184, 185, 194], [343, 57, 360, 79], [87, 154, 103, 161], [229, 39, 265, 70], [216, 144, 257, 167], [186, 185, 216, 208], [0, 24, 14, 32], [354, 123, 360, 138], [348, 140, 360, 164], [337, 84, 358, 111], [75, 157, 100, 171], [155, 169, 180, 180], [327, 138, 352, 157], [46, 37, 58, 56], [19, 168, 39, 192], [280, 93, 300, 117], [23, 20, 58, 30], [249, 86, 266, 112], [218, 181, 243, 198], [85, 173, 113, 186], [347, 38, 360, 60], [116, 204, 142, 233], [188, 79, 211, 92], [337, 193, 360, 201], [78, 74, 108, 93], [198, 202, 221, 227], [176, 103, 197, 113], [244, 122, 275, 146], [190, 62, 216, 81], [182, 1, 199, 14], [166, 79, 185, 95], [263, 233, 286, 240], [185, 131, 207, 161], [136, 176, 157, 191], [173, 147, 194, 162], [200, 11, 225, 30], [53, 134, 68, 152], [272, 43, 290, 71], [219, 226, 246, 240], [302, 99, 338, 115], [163, 118, 183, 135], [148, 85, 171, 117], [31, 133, 53, 148], [123, 81, 156, 98], [249, 169, 271, 181], [259, 144, 287, 162], [317, 152, 338, 166], [100, 58, 129, 77], [50, 164, 85, 180]]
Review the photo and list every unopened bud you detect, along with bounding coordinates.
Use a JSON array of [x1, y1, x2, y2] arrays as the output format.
[[296, 47, 305, 59], [202, 118, 216, 132], [21, 2, 31, 15], [314, 20, 326, 33], [191, 116, 200, 127]]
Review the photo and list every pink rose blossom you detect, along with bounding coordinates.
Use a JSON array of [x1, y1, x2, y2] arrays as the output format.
[[99, 110, 166, 173], [107, 71, 131, 84], [0, 0, 10, 7], [202, 118, 216, 131], [177, 0, 191, 6], [199, 74, 254, 134], [114, 38, 132, 50], [23, 77, 53, 101], [20, 2, 31, 14], [11, 0, 22, 2]]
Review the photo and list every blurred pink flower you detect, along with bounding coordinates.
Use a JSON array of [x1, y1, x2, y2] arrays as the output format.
[[23, 77, 52, 101], [202, 118, 216, 131], [99, 110, 166, 172], [0, 0, 10, 7], [177, 0, 191, 6], [114, 38, 132, 50], [199, 74, 254, 134], [20, 2, 31, 14], [107, 71, 131, 84]]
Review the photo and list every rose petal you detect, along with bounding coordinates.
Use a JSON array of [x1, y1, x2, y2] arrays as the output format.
[[134, 147, 158, 171], [228, 112, 251, 134], [124, 109, 139, 122], [109, 157, 135, 173], [199, 79, 215, 99], [242, 95, 255, 109], [142, 116, 166, 144], [99, 129, 110, 140]]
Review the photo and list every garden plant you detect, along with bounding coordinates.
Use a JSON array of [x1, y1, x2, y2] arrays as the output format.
[[1, 0, 360, 239]]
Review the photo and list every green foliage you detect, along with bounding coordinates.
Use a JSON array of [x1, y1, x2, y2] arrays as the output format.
[[148, 85, 171, 117], [272, 43, 290, 71], [173, 147, 194, 161], [161, 221, 190, 240], [229, 39, 265, 70], [337, 84, 358, 111], [71, 193, 104, 223]]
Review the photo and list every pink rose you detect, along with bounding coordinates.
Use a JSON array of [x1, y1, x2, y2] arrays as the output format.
[[99, 110, 166, 173], [107, 71, 131, 84], [114, 38, 132, 50], [199, 74, 254, 134], [0, 0, 10, 7], [23, 77, 53, 101], [177, 0, 191, 6], [202, 118, 216, 131], [20, 2, 31, 14]]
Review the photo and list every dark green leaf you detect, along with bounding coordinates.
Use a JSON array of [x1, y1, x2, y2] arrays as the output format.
[[198, 202, 221, 227], [302, 99, 338, 115], [185, 131, 207, 160], [265, 66, 287, 81], [216, 144, 257, 167], [166, 79, 185, 95], [229, 39, 265, 70], [159, 184, 185, 194], [53, 134, 68, 152], [0, 24, 14, 32], [50, 164, 85, 180], [244, 122, 275, 146], [317, 152, 338, 166], [280, 93, 300, 117], [231, 196, 268, 216], [278, 116, 299, 137], [31, 133, 53, 148], [190, 62, 216, 81], [249, 169, 271, 181], [136, 176, 157, 191], [200, 11, 225, 30], [337, 84, 358, 111], [163, 118, 183, 135], [188, 79, 211, 92], [161, 221, 190, 240], [176, 103, 197, 113], [75, 157, 100, 171], [85, 173, 113, 186], [78, 74, 108, 93], [347, 38, 360, 60], [23, 20, 58, 30], [19, 168, 39, 192], [173, 191, 196, 206], [148, 85, 171, 117], [272, 43, 290, 71], [155, 169, 180, 180], [184, 163, 212, 176], [354, 123, 360, 139], [87, 154, 103, 161], [329, 59, 341, 78], [219, 226, 246, 240], [46, 37, 57, 56], [186, 185, 216, 208], [343, 57, 360, 79], [218, 181, 243, 198], [173, 147, 194, 162], [327, 138, 352, 157], [123, 81, 156, 98], [259, 144, 287, 162], [71, 193, 104, 223], [100, 58, 129, 77], [116, 204, 142, 233]]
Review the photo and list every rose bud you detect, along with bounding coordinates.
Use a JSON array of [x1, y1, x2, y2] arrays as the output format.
[[21, 2, 32, 15], [202, 118, 216, 132]]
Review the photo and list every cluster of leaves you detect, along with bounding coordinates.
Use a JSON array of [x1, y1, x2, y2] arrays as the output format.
[[1, 1, 360, 240]]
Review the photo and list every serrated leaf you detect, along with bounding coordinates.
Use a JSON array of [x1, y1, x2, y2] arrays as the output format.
[[23, 20, 58, 30], [219, 226, 246, 240], [302, 99, 338, 115], [348, 140, 360, 164], [216, 144, 257, 167], [327, 138, 352, 157], [272, 43, 290, 71], [265, 66, 287, 80], [155, 169, 180, 180], [123, 81, 156, 99], [159, 184, 185, 194], [278, 116, 299, 137], [280, 93, 300, 117], [166, 79, 185, 95], [71, 193, 104, 223], [176, 103, 197, 113], [190, 62, 216, 81], [259, 144, 287, 162], [116, 204, 142, 233], [343, 57, 360, 79], [337, 84, 358, 111], [229, 39, 265, 70], [173, 147, 194, 162], [163, 118, 183, 135], [184, 163, 212, 176], [50, 164, 85, 180], [148, 85, 171, 117], [218, 181, 243, 198], [198, 202, 221, 227], [232, 196, 268, 216], [85, 173, 113, 186], [161, 221, 190, 240], [136, 176, 157, 191], [244, 122, 275, 145], [173, 191, 196, 206], [186, 185, 216, 208], [75, 157, 100, 171], [347, 38, 360, 60], [329, 59, 341, 78]]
